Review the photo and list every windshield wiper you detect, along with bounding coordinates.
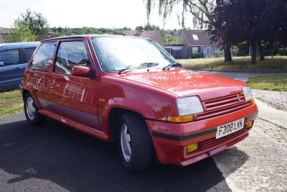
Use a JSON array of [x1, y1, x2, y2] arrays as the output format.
[[162, 62, 183, 70], [118, 65, 133, 74], [118, 62, 159, 74]]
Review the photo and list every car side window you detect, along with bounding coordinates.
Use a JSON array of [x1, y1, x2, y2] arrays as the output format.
[[54, 41, 90, 75], [0, 49, 20, 66], [29, 42, 56, 72], [25, 48, 36, 62]]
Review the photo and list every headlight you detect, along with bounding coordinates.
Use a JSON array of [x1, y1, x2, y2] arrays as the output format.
[[243, 86, 253, 101], [177, 96, 204, 116]]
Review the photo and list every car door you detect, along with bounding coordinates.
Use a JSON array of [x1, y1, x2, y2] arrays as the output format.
[[0, 48, 22, 91], [28, 41, 57, 110], [47, 38, 100, 129]]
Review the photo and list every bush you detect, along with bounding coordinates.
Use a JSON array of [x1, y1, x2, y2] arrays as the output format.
[[191, 52, 202, 58], [278, 48, 287, 56]]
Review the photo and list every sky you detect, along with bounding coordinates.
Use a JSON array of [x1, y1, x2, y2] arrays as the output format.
[[0, 0, 194, 30]]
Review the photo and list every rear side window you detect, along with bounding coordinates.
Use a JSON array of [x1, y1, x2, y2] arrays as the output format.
[[29, 42, 56, 72], [0, 49, 20, 65], [25, 48, 36, 62], [54, 41, 90, 75]]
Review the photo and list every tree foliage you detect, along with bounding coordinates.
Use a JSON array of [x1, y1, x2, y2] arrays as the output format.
[[168, 36, 177, 43], [50, 26, 130, 36], [21, 8, 50, 35], [210, 0, 287, 63], [9, 18, 36, 42]]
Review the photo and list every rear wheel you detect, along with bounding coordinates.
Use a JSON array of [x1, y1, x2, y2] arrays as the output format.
[[118, 112, 153, 171], [24, 92, 46, 125]]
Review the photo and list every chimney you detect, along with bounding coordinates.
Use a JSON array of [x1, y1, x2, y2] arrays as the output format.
[[135, 26, 144, 37], [136, 26, 143, 32]]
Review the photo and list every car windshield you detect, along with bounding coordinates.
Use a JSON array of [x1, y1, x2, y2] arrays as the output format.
[[90, 37, 177, 73]]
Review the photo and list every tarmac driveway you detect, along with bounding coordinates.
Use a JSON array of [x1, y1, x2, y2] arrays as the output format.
[[0, 113, 230, 192]]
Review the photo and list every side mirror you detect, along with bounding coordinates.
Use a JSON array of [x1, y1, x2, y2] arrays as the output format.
[[71, 66, 90, 77], [0, 62, 4, 67]]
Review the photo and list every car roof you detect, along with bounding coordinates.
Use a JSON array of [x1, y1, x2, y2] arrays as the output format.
[[0, 42, 40, 51], [41, 34, 151, 42]]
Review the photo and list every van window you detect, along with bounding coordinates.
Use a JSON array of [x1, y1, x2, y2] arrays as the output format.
[[29, 42, 56, 72], [25, 48, 37, 62], [54, 41, 90, 75], [0, 49, 20, 66]]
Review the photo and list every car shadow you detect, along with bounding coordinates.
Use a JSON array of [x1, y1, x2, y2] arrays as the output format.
[[0, 115, 249, 192]]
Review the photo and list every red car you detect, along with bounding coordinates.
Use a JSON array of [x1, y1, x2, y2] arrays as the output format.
[[20, 35, 258, 171]]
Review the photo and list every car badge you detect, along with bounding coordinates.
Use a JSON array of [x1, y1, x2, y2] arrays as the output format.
[[237, 94, 241, 101]]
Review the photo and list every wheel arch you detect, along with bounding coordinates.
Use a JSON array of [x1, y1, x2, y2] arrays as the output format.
[[108, 107, 147, 142]]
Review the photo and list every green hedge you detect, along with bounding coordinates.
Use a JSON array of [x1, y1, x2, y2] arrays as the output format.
[[191, 52, 202, 58], [278, 48, 287, 56]]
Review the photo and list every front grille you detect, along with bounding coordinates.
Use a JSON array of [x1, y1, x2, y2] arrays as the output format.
[[195, 93, 251, 120], [199, 127, 247, 150]]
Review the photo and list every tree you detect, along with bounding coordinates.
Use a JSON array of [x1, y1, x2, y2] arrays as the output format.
[[144, 23, 160, 30], [168, 36, 177, 43], [212, 0, 287, 64], [21, 8, 50, 35], [9, 18, 36, 42], [145, 0, 233, 62]]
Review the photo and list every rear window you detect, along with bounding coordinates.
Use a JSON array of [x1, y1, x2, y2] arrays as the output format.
[[0, 49, 20, 65], [29, 42, 56, 72], [25, 48, 36, 62]]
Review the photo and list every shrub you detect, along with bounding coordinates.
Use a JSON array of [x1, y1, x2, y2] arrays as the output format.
[[278, 48, 287, 56], [191, 52, 202, 58]]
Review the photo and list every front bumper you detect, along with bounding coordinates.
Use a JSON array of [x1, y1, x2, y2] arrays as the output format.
[[146, 103, 258, 166]]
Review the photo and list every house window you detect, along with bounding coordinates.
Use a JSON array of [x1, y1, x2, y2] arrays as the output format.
[[192, 47, 198, 53], [192, 34, 199, 40]]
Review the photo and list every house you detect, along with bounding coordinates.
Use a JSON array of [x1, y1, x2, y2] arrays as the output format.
[[122, 26, 164, 47], [177, 30, 221, 57], [0, 27, 11, 43]]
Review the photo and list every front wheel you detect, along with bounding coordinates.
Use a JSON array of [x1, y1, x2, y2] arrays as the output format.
[[118, 112, 153, 171], [24, 92, 47, 125]]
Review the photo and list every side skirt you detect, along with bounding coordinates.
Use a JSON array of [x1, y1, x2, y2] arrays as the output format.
[[39, 109, 111, 142]]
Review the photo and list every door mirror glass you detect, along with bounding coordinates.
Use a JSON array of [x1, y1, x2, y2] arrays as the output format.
[[0, 62, 4, 67], [71, 66, 90, 77]]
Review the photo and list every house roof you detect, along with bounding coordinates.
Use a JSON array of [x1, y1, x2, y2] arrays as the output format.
[[36, 34, 64, 41], [0, 27, 11, 43], [122, 30, 164, 47], [182, 30, 214, 46]]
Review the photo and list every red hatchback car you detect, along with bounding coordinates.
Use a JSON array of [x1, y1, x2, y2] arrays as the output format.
[[20, 35, 258, 171]]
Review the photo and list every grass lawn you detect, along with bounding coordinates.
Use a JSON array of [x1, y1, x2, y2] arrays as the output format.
[[179, 56, 287, 71], [0, 89, 23, 117], [248, 74, 287, 91]]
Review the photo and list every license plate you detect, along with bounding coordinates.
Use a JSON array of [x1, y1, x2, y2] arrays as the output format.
[[216, 118, 245, 139]]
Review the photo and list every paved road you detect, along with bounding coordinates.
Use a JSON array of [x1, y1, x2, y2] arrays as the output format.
[[0, 113, 230, 192]]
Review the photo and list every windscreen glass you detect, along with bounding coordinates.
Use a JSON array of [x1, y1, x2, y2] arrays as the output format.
[[91, 37, 176, 73]]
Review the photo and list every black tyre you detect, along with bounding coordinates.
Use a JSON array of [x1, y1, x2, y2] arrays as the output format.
[[24, 92, 47, 125], [118, 112, 153, 171]]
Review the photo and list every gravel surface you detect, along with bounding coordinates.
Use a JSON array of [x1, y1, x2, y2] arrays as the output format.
[[255, 118, 287, 148], [256, 96, 287, 112]]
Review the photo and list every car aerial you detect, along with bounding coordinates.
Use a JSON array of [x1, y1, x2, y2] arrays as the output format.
[[20, 35, 258, 171], [0, 42, 40, 92]]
